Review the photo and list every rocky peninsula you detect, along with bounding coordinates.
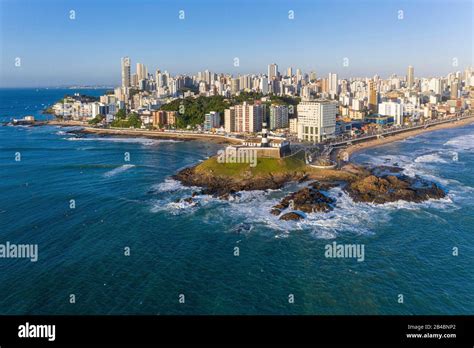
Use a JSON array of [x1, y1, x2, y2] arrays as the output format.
[[172, 152, 447, 221]]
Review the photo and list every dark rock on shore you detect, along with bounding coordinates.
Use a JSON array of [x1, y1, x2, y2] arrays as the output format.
[[272, 182, 336, 220], [345, 174, 446, 204], [279, 212, 305, 221], [173, 161, 447, 221]]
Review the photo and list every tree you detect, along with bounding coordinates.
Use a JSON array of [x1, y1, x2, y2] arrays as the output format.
[[88, 115, 104, 125], [128, 112, 142, 128], [115, 108, 127, 120]]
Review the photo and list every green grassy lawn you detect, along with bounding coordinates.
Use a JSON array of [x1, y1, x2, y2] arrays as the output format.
[[196, 150, 307, 178]]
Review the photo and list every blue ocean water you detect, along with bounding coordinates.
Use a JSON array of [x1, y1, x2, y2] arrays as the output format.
[[0, 88, 473, 314]]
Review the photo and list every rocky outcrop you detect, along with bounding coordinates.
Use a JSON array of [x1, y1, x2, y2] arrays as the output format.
[[271, 183, 336, 219], [173, 162, 447, 221], [173, 166, 307, 197], [279, 212, 305, 221], [345, 174, 446, 204]]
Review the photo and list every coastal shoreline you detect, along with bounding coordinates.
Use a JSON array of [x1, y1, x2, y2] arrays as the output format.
[[41, 120, 243, 145], [334, 116, 474, 161], [8, 115, 474, 157]]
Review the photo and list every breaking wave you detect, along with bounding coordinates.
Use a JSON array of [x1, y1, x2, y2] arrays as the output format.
[[414, 153, 447, 164], [444, 133, 474, 151], [150, 178, 198, 193], [103, 164, 136, 177]]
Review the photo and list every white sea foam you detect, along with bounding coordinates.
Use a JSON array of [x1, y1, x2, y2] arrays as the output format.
[[149, 174, 462, 238], [150, 178, 198, 193], [414, 153, 447, 164], [444, 133, 474, 151], [103, 164, 135, 177], [64, 137, 180, 146], [150, 193, 215, 215]]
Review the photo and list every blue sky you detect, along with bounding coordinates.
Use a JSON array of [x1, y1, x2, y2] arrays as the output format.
[[0, 0, 472, 87]]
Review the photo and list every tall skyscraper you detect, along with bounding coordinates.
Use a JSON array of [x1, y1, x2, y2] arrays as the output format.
[[268, 63, 279, 80], [287, 67, 293, 77], [328, 73, 338, 96], [121, 57, 131, 88], [224, 107, 236, 133], [450, 80, 459, 99], [407, 65, 414, 88], [231, 78, 240, 94], [296, 68, 302, 82], [368, 80, 378, 112], [259, 77, 269, 95], [136, 63, 147, 81]]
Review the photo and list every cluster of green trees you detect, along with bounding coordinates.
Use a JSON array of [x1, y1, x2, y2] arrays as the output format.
[[88, 114, 105, 125], [160, 96, 231, 128], [110, 109, 142, 128], [158, 92, 301, 129]]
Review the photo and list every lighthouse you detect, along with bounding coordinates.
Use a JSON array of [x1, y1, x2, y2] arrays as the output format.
[[261, 122, 269, 147]]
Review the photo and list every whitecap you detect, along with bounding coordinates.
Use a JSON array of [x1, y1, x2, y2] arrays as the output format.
[[150, 178, 198, 193], [103, 164, 135, 177], [414, 153, 447, 164], [444, 133, 474, 151]]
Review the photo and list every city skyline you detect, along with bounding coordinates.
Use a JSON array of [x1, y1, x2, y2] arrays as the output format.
[[0, 0, 472, 87]]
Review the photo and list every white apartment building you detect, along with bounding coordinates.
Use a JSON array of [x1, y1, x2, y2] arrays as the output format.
[[224, 102, 265, 133], [378, 101, 403, 126], [297, 100, 337, 142]]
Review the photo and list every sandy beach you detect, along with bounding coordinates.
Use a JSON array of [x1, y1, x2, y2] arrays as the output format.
[[42, 115, 474, 156], [336, 115, 474, 161], [73, 126, 243, 145]]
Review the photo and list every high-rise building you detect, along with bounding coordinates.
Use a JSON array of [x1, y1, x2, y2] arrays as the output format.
[[407, 65, 414, 89], [287, 67, 293, 77], [136, 63, 147, 81], [297, 100, 337, 142], [367, 80, 378, 112], [231, 78, 240, 94], [204, 111, 221, 131], [310, 71, 317, 82], [259, 77, 269, 95], [121, 57, 131, 88], [328, 73, 338, 96], [224, 107, 236, 133], [296, 69, 302, 82], [269, 105, 289, 130], [450, 80, 459, 99], [268, 63, 279, 80], [378, 102, 403, 126], [229, 102, 265, 133]]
